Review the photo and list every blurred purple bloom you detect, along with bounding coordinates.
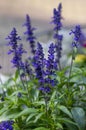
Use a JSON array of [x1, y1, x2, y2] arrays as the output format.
[[52, 3, 63, 64], [33, 42, 44, 80], [6, 27, 21, 56], [55, 34, 63, 62], [6, 28, 26, 69], [20, 59, 32, 77], [24, 60, 32, 75], [45, 43, 57, 88], [39, 86, 50, 93], [78, 32, 86, 48], [70, 25, 82, 48], [0, 120, 14, 130], [17, 92, 22, 98], [46, 43, 57, 75], [52, 3, 62, 31], [33, 42, 47, 92], [23, 14, 36, 54]]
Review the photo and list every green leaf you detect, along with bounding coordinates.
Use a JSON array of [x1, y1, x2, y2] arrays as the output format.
[[16, 108, 37, 118], [29, 87, 39, 100], [34, 101, 45, 106], [0, 107, 37, 121], [11, 90, 26, 96], [33, 127, 50, 130], [0, 106, 8, 115], [50, 91, 56, 100], [34, 112, 44, 123], [65, 123, 78, 130], [14, 69, 19, 82], [58, 117, 77, 126], [71, 107, 86, 130], [26, 113, 37, 122], [58, 105, 73, 118], [0, 108, 20, 121], [55, 122, 63, 129]]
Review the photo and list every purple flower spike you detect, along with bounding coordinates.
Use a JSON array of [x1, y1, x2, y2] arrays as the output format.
[[33, 42, 44, 80], [6, 28, 26, 69], [23, 14, 36, 54], [46, 43, 57, 75], [6, 27, 21, 52], [33, 42, 57, 93], [70, 25, 82, 48], [52, 3, 62, 31], [45, 43, 57, 88], [52, 3, 63, 65]]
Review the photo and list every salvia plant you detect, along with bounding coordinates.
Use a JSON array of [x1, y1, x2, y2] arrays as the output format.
[[0, 3, 86, 130]]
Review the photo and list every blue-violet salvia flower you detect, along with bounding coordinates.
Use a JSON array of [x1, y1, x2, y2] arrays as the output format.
[[33, 43, 57, 93], [23, 14, 36, 54], [69, 25, 82, 48], [78, 32, 86, 48], [52, 3, 62, 31], [6, 27, 21, 50], [33, 42, 46, 92], [20, 59, 32, 77], [24, 60, 32, 75], [52, 3, 63, 64], [46, 43, 57, 75], [6, 28, 26, 69], [45, 43, 57, 88], [0, 120, 14, 130], [33, 42, 44, 80]]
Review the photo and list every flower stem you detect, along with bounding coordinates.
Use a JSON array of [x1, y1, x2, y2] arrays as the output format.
[[44, 95, 48, 118], [58, 59, 62, 70], [67, 49, 75, 87]]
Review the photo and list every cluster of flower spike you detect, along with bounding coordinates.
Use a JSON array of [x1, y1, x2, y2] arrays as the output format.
[[0, 120, 14, 130], [33, 42, 57, 93], [6, 3, 82, 93]]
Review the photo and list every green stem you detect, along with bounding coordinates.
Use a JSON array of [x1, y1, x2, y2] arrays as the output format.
[[58, 59, 61, 70], [69, 55, 73, 82], [44, 94, 48, 118], [67, 49, 75, 88], [18, 68, 26, 90]]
